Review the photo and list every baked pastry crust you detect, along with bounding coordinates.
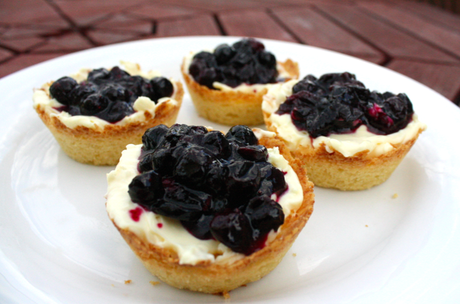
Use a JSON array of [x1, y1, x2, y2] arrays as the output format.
[[263, 86, 425, 191], [111, 132, 314, 294], [181, 58, 299, 126], [33, 81, 184, 166]]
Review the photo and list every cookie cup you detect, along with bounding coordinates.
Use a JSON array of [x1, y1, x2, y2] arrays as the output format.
[[181, 57, 299, 126], [262, 80, 426, 191], [108, 131, 314, 294], [33, 66, 184, 166]]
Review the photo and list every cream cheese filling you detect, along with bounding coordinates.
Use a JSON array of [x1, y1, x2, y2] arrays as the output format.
[[32, 61, 179, 130], [106, 132, 303, 266], [183, 51, 293, 94], [262, 79, 427, 157]]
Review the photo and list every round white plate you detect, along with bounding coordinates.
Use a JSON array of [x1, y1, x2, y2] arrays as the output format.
[[1, 36, 460, 304]]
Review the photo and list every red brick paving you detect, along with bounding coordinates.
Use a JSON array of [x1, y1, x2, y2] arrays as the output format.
[[218, 9, 297, 42], [126, 3, 204, 20], [0, 53, 68, 78], [271, 5, 386, 64], [387, 59, 460, 101], [0, 48, 14, 63], [358, 2, 460, 58], [393, 0, 460, 33], [315, 2, 459, 63], [54, 0, 147, 26], [92, 15, 153, 35], [86, 29, 144, 46], [0, 0, 67, 27], [32, 32, 93, 53], [155, 15, 221, 37], [0, 36, 45, 53], [0, 0, 459, 104]]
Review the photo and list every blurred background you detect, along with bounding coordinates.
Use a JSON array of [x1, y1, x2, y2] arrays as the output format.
[[1, 0, 459, 105]]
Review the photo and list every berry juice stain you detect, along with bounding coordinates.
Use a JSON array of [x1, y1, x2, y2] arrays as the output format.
[[129, 207, 143, 222]]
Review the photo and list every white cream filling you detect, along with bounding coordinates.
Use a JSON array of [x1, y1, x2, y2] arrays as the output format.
[[262, 80, 427, 157], [183, 51, 294, 94], [33, 61, 179, 130], [106, 134, 303, 266]]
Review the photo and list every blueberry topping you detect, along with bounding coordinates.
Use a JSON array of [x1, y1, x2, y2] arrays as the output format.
[[210, 209, 254, 254], [237, 145, 268, 162], [49, 67, 174, 123], [245, 195, 284, 238], [128, 170, 164, 206], [142, 124, 169, 150], [128, 124, 287, 255], [276, 72, 414, 137], [151, 76, 174, 98], [188, 38, 279, 89], [225, 125, 258, 146], [80, 94, 109, 116], [49, 76, 78, 105]]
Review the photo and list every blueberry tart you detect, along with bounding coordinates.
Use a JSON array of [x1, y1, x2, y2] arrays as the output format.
[[262, 72, 426, 190], [106, 124, 314, 294], [33, 62, 184, 165], [181, 38, 299, 126]]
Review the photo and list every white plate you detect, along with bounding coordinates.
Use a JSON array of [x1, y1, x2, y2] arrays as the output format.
[[1, 36, 460, 304]]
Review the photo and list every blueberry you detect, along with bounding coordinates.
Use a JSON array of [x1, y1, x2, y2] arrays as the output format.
[[80, 93, 109, 116], [151, 77, 173, 98], [155, 179, 211, 221], [189, 60, 207, 78], [246, 38, 265, 53], [174, 146, 214, 187], [210, 209, 254, 254], [150, 147, 174, 175], [214, 44, 236, 64], [128, 170, 164, 208], [71, 82, 98, 105], [109, 66, 130, 80], [231, 51, 253, 67], [245, 195, 284, 237], [49, 76, 78, 105], [66, 105, 81, 116], [257, 163, 287, 197], [99, 83, 129, 102], [237, 145, 268, 162], [225, 125, 258, 146], [164, 124, 192, 146], [226, 161, 261, 206], [142, 124, 169, 151], [87, 68, 110, 85], [202, 131, 230, 158], [258, 51, 276, 68], [196, 67, 218, 89], [138, 150, 155, 172], [99, 101, 133, 123], [205, 161, 228, 194], [181, 214, 214, 240]]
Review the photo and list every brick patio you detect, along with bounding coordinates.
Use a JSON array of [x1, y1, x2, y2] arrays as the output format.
[[1, 0, 460, 104]]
